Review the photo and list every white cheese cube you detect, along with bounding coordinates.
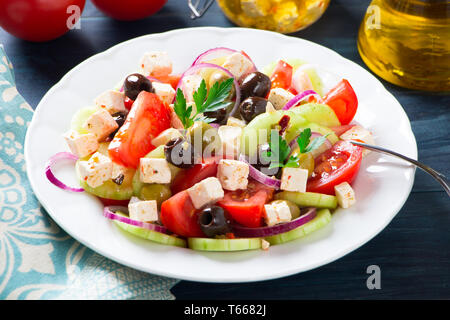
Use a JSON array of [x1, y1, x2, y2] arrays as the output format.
[[64, 130, 99, 158], [217, 159, 249, 191], [261, 239, 270, 251], [222, 52, 253, 79], [208, 71, 230, 88], [266, 101, 276, 113], [181, 74, 203, 103], [187, 177, 224, 209], [82, 109, 118, 141], [152, 82, 176, 105], [218, 125, 242, 159], [273, 2, 299, 31], [140, 158, 171, 184], [78, 152, 112, 188], [292, 69, 314, 93], [264, 201, 292, 227], [268, 88, 295, 110], [151, 128, 183, 148], [128, 200, 158, 222], [340, 125, 375, 157], [140, 51, 172, 77], [280, 167, 308, 192], [129, 196, 141, 205], [95, 90, 126, 114], [226, 117, 246, 128], [111, 162, 126, 183], [334, 182, 356, 209], [241, 0, 270, 18]]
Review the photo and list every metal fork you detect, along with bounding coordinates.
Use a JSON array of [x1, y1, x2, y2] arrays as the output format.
[[188, 0, 215, 19], [350, 141, 450, 197]]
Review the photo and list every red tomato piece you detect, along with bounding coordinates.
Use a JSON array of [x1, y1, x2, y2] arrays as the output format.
[[171, 157, 220, 195], [160, 190, 204, 238], [270, 60, 293, 90], [108, 92, 171, 168], [217, 180, 274, 228], [91, 0, 166, 21], [124, 97, 134, 111], [307, 140, 363, 195], [155, 74, 182, 90], [330, 124, 356, 137], [322, 79, 358, 125]]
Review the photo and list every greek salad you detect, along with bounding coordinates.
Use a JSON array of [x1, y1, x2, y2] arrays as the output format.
[[46, 47, 375, 251]]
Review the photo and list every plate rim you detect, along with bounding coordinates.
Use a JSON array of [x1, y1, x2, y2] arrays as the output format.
[[24, 27, 418, 283]]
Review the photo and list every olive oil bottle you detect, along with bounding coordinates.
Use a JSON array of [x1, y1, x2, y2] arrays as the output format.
[[357, 0, 450, 91]]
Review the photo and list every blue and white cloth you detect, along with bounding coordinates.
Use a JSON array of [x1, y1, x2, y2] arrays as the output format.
[[0, 45, 178, 299]]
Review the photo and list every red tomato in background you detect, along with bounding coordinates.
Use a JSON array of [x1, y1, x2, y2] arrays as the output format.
[[108, 91, 171, 168], [307, 140, 363, 195], [91, 0, 167, 21], [0, 0, 85, 42], [217, 180, 274, 228], [160, 191, 205, 238], [322, 79, 358, 125], [171, 157, 220, 195], [270, 60, 293, 90]]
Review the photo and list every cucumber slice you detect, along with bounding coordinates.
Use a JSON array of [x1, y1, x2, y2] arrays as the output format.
[[113, 211, 186, 247], [71, 106, 101, 134], [289, 103, 341, 128], [76, 161, 135, 200], [275, 191, 338, 209], [262, 58, 306, 76], [265, 209, 331, 245], [188, 238, 262, 251]]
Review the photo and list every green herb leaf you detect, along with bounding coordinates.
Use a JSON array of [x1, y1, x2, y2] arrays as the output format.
[[284, 155, 300, 168], [262, 134, 291, 169], [304, 134, 330, 153], [173, 88, 193, 129], [297, 128, 312, 154]]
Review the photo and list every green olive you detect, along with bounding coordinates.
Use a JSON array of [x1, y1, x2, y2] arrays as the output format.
[[270, 200, 301, 220], [289, 148, 315, 177], [186, 121, 222, 156], [138, 184, 172, 207]]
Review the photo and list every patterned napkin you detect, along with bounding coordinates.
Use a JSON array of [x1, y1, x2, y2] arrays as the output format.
[[0, 45, 178, 300]]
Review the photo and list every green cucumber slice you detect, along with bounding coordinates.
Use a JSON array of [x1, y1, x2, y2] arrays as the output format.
[[113, 211, 186, 247], [262, 58, 306, 76], [289, 103, 341, 128], [275, 191, 338, 209], [188, 238, 262, 251], [71, 106, 101, 134], [265, 209, 331, 245]]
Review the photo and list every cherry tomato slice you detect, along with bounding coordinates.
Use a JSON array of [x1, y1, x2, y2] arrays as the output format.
[[171, 157, 220, 195], [322, 79, 358, 125], [307, 140, 363, 195], [124, 97, 134, 111], [160, 190, 204, 238], [270, 60, 293, 90]]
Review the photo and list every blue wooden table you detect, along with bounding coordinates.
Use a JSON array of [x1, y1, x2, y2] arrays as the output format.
[[1, 0, 448, 299]]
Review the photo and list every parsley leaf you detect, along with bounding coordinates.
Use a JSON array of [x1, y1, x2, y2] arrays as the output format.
[[262, 134, 291, 170], [173, 88, 193, 129], [297, 128, 312, 154]]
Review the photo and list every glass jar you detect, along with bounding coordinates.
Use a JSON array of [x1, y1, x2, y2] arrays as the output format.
[[357, 0, 450, 92]]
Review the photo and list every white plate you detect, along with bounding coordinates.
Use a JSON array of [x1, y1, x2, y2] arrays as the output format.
[[25, 27, 417, 283]]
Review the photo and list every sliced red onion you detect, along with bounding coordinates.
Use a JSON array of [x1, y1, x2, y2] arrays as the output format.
[[174, 63, 241, 117], [45, 152, 84, 192], [239, 154, 280, 189], [103, 206, 170, 234], [232, 208, 317, 238], [209, 123, 220, 128], [119, 75, 161, 93], [282, 90, 322, 110], [192, 47, 257, 73]]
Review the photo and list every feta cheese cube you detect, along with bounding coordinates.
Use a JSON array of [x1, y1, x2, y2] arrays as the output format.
[[273, 2, 299, 32], [152, 82, 176, 105], [82, 109, 119, 141], [64, 130, 99, 158], [151, 128, 183, 148], [340, 125, 375, 157], [95, 90, 126, 114], [140, 51, 172, 77], [208, 71, 230, 89], [181, 74, 203, 103], [222, 52, 254, 79], [261, 239, 270, 251], [280, 167, 308, 192], [265, 101, 276, 113], [78, 152, 112, 188], [334, 182, 356, 209], [268, 88, 295, 110], [217, 159, 249, 191], [218, 125, 242, 159], [140, 158, 171, 184], [111, 162, 126, 184], [128, 200, 158, 222], [187, 177, 224, 209], [241, 0, 270, 18], [226, 117, 246, 128], [264, 201, 292, 227]]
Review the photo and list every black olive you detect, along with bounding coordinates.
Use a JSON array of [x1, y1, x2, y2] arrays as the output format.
[[239, 97, 269, 123], [107, 111, 128, 141], [204, 107, 228, 125], [198, 206, 232, 238], [254, 143, 282, 178], [164, 137, 198, 169], [239, 72, 271, 101], [123, 73, 153, 100]]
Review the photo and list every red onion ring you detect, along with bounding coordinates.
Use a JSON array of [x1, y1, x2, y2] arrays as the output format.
[[232, 208, 317, 238], [282, 90, 322, 110], [103, 206, 170, 234], [174, 63, 241, 117], [239, 154, 280, 189], [192, 47, 257, 73], [45, 152, 84, 192], [119, 75, 162, 93]]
